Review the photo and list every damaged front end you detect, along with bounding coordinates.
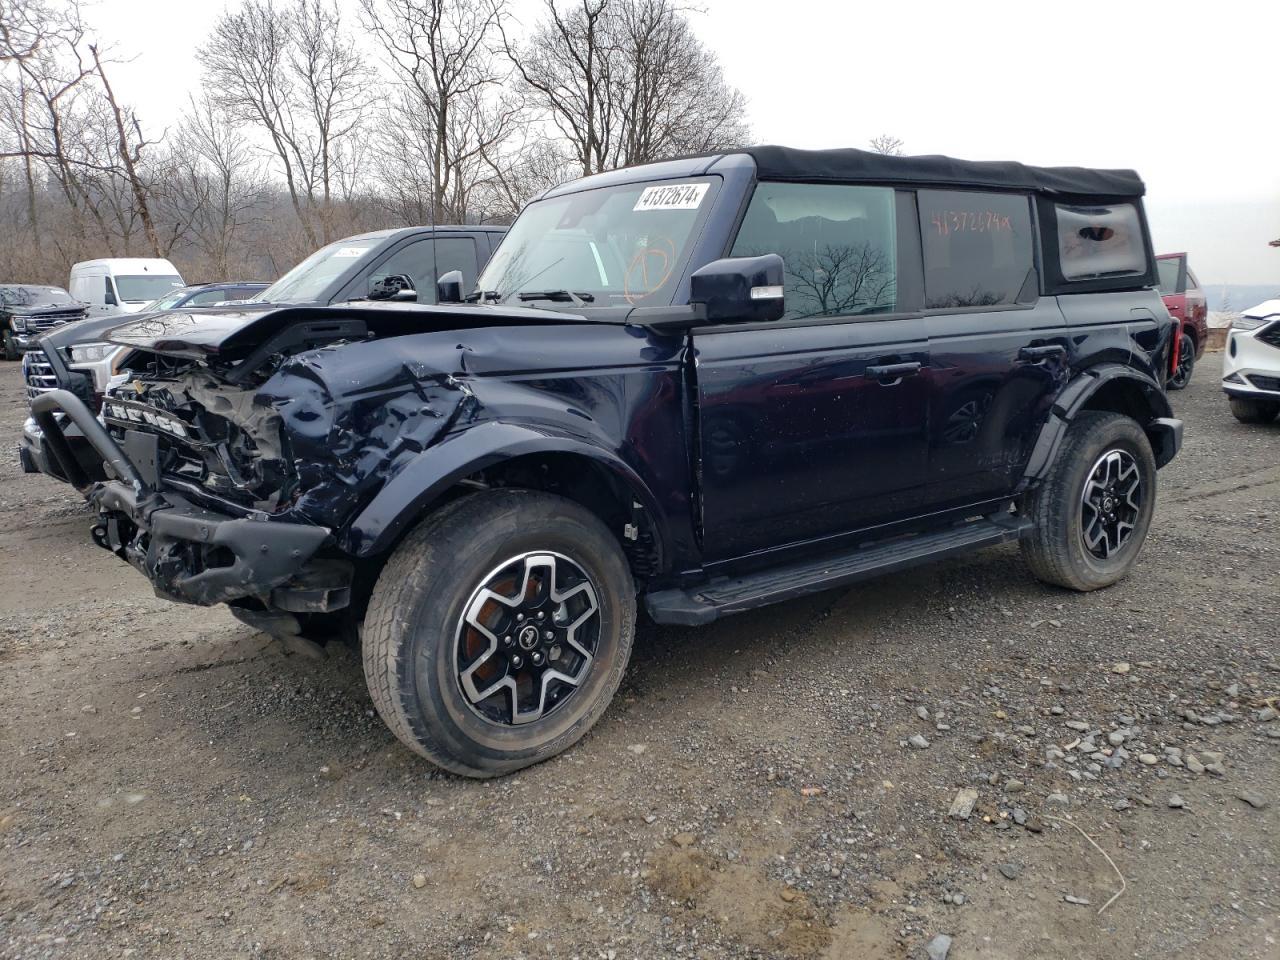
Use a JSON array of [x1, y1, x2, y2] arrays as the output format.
[[31, 303, 533, 620]]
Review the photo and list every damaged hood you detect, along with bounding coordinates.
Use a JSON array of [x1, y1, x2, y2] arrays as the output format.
[[104, 302, 597, 361]]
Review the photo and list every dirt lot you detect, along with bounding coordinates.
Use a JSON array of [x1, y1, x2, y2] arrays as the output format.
[[1, 357, 1277, 960]]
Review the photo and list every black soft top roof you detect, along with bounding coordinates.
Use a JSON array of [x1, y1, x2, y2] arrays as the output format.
[[737, 145, 1144, 199]]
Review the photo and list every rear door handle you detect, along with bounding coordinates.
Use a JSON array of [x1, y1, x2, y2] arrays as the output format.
[[866, 361, 922, 383], [1017, 345, 1066, 363]]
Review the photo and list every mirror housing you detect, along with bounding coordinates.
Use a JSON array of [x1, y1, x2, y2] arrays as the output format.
[[689, 254, 785, 324], [368, 274, 417, 302], [104, 285, 118, 307], [436, 270, 464, 304]]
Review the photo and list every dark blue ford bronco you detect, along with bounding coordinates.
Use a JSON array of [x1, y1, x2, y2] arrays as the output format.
[[34, 146, 1182, 776]]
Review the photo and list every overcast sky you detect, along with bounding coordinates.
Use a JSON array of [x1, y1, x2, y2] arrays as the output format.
[[89, 0, 1280, 286]]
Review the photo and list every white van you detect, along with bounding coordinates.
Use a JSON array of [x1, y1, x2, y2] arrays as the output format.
[[68, 258, 185, 318]]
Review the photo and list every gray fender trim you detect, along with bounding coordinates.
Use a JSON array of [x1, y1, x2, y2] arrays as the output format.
[[1022, 365, 1178, 484]]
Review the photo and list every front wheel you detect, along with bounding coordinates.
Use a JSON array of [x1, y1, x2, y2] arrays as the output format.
[[1229, 396, 1280, 424], [1167, 332, 1195, 390], [2, 329, 18, 361], [362, 490, 635, 777], [1019, 411, 1157, 591]]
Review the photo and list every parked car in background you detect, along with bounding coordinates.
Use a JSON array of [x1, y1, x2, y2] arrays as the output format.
[[1, 284, 87, 360], [67, 258, 185, 318], [19, 226, 504, 483], [30, 146, 1180, 777], [140, 281, 270, 312], [1222, 298, 1280, 423], [1156, 252, 1208, 389]]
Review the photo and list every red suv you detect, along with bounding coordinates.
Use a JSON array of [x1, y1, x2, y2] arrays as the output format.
[[1156, 252, 1208, 389]]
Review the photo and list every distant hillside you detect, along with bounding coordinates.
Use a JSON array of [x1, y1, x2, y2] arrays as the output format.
[[1204, 284, 1280, 312]]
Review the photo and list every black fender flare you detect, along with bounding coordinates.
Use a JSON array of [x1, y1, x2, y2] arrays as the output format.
[[340, 420, 671, 564], [1022, 364, 1179, 484]]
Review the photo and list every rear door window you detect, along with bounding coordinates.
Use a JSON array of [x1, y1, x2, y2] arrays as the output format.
[[730, 182, 898, 320], [917, 190, 1036, 309], [1055, 202, 1146, 281], [1156, 256, 1184, 294]]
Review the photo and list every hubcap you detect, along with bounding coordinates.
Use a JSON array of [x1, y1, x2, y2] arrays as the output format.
[[454, 552, 600, 725], [1080, 448, 1143, 560]]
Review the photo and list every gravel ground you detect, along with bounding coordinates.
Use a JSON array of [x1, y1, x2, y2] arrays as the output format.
[[1, 357, 1277, 960]]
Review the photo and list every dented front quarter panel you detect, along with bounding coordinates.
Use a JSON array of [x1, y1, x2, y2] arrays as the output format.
[[244, 322, 696, 569]]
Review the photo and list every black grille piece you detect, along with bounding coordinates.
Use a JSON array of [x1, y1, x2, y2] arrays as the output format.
[[1246, 374, 1280, 393], [1256, 321, 1280, 350]]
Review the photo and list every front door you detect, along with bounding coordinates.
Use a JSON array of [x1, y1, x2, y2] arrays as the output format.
[[914, 189, 1067, 505], [693, 181, 932, 561]]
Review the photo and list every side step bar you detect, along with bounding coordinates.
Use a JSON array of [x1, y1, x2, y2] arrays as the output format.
[[645, 514, 1032, 626]]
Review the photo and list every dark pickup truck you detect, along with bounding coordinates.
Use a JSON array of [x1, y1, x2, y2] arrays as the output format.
[[35, 146, 1181, 777], [19, 225, 504, 482]]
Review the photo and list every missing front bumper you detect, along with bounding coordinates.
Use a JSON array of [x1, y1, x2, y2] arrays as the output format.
[[31, 388, 343, 608]]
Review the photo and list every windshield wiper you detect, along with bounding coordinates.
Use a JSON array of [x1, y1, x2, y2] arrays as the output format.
[[517, 290, 595, 306], [465, 290, 501, 304]]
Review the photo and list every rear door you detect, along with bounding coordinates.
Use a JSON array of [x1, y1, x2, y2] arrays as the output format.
[[916, 189, 1068, 506], [693, 181, 932, 561]]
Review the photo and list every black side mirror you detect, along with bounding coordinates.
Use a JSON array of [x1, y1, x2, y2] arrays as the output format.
[[368, 274, 417, 302], [436, 270, 464, 304], [689, 254, 785, 324], [104, 286, 118, 307]]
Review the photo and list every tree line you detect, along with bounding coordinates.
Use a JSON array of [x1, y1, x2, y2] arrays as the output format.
[[0, 0, 751, 285]]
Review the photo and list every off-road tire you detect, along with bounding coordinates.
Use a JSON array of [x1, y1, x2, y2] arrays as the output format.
[[362, 489, 635, 777], [1019, 411, 1157, 591], [1228, 396, 1280, 424], [1167, 331, 1195, 390], [2, 329, 18, 361]]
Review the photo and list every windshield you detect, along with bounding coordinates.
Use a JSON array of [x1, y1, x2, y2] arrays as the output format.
[[257, 238, 378, 304], [142, 288, 195, 312], [114, 275, 184, 303], [477, 178, 718, 306], [0, 285, 75, 307]]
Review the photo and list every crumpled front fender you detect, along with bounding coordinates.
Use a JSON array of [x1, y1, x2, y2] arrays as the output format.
[[341, 420, 667, 559]]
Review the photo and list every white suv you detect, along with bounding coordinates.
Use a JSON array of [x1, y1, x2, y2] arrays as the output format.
[[1223, 299, 1280, 423]]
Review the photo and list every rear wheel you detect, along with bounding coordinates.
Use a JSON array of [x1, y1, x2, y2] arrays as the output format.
[[1228, 396, 1280, 424], [362, 489, 635, 777], [1167, 332, 1195, 389], [1020, 411, 1156, 591]]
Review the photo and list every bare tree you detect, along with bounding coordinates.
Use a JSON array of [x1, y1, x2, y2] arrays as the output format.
[[505, 0, 747, 177], [868, 134, 904, 156], [361, 0, 519, 225], [167, 94, 268, 276], [88, 42, 161, 256], [199, 0, 371, 247]]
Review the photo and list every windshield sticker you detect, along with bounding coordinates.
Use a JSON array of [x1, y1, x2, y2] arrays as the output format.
[[333, 246, 371, 258], [634, 182, 709, 212]]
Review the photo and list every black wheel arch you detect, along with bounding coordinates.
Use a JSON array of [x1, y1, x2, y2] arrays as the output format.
[[341, 420, 670, 585], [1022, 364, 1179, 485]]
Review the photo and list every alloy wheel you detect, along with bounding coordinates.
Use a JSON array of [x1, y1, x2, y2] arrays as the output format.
[[454, 552, 601, 725], [1079, 449, 1143, 560]]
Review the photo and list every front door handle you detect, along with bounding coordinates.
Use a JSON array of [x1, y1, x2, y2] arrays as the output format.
[[866, 361, 922, 383], [1017, 344, 1066, 363]]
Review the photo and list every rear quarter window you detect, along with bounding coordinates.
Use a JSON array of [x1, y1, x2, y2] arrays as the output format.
[[1056, 202, 1146, 281]]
